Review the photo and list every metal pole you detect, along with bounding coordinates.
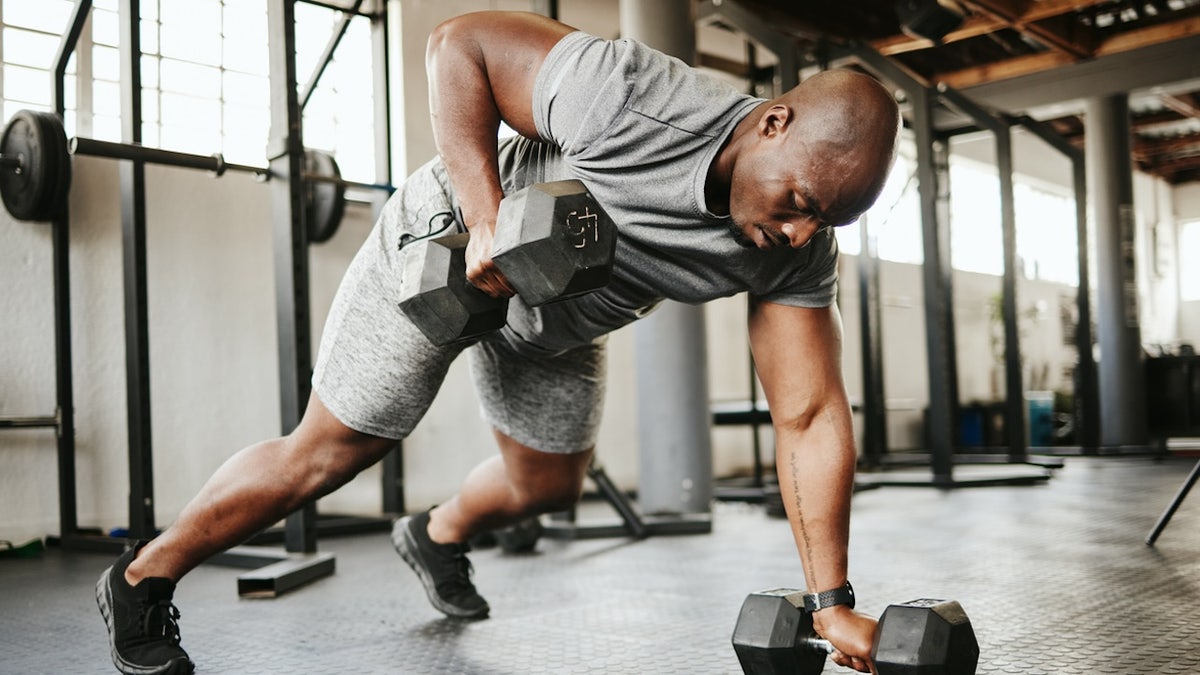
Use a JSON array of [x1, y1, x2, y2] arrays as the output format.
[[1072, 157, 1100, 452], [49, 0, 90, 541], [118, 0, 156, 540], [299, 0, 364, 110], [1086, 95, 1147, 450], [69, 137, 267, 176], [369, 0, 404, 515], [994, 125, 1027, 459], [268, 0, 318, 553], [622, 0, 712, 516], [858, 215, 888, 467], [913, 86, 957, 483]]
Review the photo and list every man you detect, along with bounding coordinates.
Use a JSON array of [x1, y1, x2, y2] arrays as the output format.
[[96, 10, 899, 675]]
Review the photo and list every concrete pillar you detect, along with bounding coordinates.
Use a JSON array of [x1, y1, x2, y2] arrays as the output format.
[[621, 0, 713, 515], [1085, 94, 1148, 448]]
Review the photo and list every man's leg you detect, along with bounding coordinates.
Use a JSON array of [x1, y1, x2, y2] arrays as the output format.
[[97, 392, 396, 675], [394, 430, 592, 618], [127, 392, 398, 584], [430, 429, 593, 543]]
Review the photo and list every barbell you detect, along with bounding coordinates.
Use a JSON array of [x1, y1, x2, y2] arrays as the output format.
[[0, 109, 387, 243]]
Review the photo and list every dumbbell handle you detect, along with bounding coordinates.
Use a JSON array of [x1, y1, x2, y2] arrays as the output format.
[[799, 635, 836, 654], [0, 154, 22, 170]]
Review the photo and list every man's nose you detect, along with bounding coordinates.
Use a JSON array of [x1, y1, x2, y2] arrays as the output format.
[[780, 222, 817, 248]]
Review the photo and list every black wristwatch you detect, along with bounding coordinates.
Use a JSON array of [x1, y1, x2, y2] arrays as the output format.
[[803, 581, 855, 612]]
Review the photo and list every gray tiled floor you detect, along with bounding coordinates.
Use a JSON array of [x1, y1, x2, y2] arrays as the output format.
[[1, 455, 1197, 674]]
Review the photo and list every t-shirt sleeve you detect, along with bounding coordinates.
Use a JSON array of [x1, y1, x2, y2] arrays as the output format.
[[532, 32, 631, 155], [532, 32, 730, 161], [754, 229, 841, 308]]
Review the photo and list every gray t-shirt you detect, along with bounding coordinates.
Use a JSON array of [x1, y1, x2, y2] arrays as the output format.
[[492, 31, 841, 356]]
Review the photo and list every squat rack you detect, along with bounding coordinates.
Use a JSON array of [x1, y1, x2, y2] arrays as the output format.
[[1, 0, 399, 597]]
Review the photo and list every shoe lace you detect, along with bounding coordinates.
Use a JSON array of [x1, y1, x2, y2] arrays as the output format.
[[434, 545, 478, 598], [140, 598, 183, 647]]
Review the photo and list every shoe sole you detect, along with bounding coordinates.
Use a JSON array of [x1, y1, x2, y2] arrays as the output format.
[[391, 517, 489, 620], [95, 566, 194, 675]]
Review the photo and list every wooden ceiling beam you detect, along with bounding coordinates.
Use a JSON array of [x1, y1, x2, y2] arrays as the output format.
[[1159, 92, 1200, 119], [1166, 167, 1200, 184], [934, 15, 1200, 88], [871, 0, 1110, 55], [960, 0, 1097, 58], [1145, 153, 1200, 176], [1132, 134, 1200, 161], [938, 50, 1076, 88]]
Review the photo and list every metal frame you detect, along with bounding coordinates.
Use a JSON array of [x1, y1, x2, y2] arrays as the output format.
[[833, 43, 1059, 486], [858, 213, 888, 467], [1146, 458, 1200, 545], [10, 0, 401, 579], [1012, 114, 1100, 454], [10, 0, 96, 553], [937, 84, 1028, 464]]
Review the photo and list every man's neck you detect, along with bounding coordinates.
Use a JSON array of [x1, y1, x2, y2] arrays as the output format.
[[704, 101, 768, 217]]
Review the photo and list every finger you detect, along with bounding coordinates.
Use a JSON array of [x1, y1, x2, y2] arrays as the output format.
[[494, 273, 516, 297], [831, 651, 871, 674]]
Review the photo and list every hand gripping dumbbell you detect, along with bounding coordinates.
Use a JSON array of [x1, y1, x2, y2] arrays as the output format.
[[731, 588, 980, 675], [398, 179, 616, 346]]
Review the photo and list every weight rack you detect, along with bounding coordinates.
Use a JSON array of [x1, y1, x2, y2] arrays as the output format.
[[0, 0, 400, 598]]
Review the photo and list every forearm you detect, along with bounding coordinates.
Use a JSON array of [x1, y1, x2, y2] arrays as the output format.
[[774, 405, 857, 599]]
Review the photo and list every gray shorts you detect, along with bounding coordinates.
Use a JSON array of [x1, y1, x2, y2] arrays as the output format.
[[311, 160, 606, 454]]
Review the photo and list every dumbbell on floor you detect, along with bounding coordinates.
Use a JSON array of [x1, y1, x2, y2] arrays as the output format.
[[397, 179, 616, 346], [731, 588, 979, 675]]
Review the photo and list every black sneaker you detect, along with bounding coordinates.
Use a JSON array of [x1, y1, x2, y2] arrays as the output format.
[[95, 542, 194, 675], [392, 510, 490, 619]]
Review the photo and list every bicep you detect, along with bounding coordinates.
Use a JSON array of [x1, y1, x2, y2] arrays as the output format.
[[747, 299, 848, 430], [426, 12, 574, 139]]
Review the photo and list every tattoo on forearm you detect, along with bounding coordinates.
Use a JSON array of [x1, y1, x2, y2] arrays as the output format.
[[789, 452, 816, 585]]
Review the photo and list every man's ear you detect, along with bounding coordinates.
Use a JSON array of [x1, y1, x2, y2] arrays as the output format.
[[759, 104, 793, 138]]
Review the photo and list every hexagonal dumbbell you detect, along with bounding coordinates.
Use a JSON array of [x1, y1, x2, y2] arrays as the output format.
[[398, 180, 615, 346], [397, 233, 510, 347], [491, 179, 616, 306], [731, 589, 979, 675]]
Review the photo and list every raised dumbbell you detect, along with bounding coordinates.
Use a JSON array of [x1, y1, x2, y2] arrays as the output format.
[[731, 588, 979, 675], [398, 179, 616, 346]]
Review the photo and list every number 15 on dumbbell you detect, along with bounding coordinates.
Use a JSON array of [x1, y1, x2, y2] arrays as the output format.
[[398, 180, 616, 346]]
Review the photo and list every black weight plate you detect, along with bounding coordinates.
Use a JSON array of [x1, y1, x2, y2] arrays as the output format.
[[1, 110, 51, 220], [304, 149, 345, 244], [33, 110, 71, 219]]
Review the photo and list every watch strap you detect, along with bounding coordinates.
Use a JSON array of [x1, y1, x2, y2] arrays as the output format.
[[803, 581, 855, 612]]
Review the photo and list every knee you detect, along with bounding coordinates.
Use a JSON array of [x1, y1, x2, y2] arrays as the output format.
[[509, 469, 586, 515], [281, 430, 395, 502]]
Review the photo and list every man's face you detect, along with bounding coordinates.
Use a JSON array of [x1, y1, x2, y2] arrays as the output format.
[[726, 119, 883, 251]]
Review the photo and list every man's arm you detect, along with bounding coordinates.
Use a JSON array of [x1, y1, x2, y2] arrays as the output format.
[[747, 298, 877, 673], [424, 11, 574, 297]]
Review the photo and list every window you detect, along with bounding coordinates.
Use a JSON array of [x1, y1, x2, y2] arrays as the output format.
[[1182, 220, 1200, 301], [1, 0, 78, 128], [836, 153, 921, 262], [949, 156, 1079, 285], [1, 0, 380, 183], [837, 150, 1081, 286]]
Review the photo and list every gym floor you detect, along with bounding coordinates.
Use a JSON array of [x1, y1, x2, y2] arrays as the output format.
[[1, 455, 1197, 674]]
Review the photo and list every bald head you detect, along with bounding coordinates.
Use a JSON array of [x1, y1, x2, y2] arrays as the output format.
[[779, 70, 901, 218], [713, 68, 901, 250], [777, 69, 902, 214]]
